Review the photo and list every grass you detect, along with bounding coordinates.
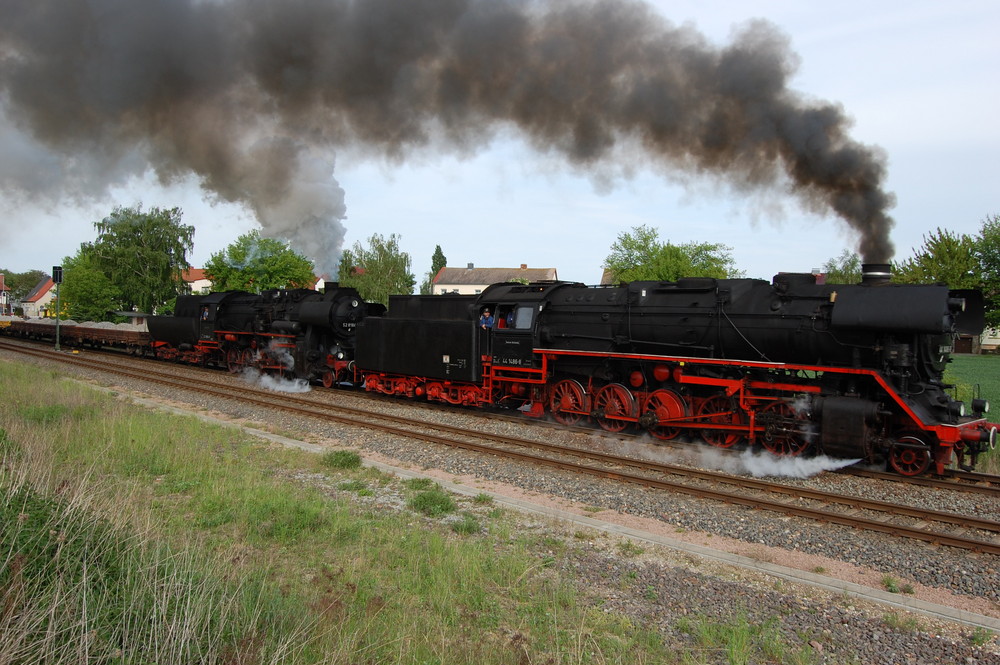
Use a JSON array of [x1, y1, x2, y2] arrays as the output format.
[[320, 449, 362, 470], [407, 486, 457, 517], [946, 354, 1000, 404], [945, 354, 1000, 472], [881, 575, 900, 593], [674, 612, 818, 665], [882, 612, 922, 633], [970, 626, 995, 647], [0, 360, 834, 663]]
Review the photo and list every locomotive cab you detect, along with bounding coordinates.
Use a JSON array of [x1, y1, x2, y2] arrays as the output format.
[[488, 304, 538, 368], [479, 281, 575, 371]]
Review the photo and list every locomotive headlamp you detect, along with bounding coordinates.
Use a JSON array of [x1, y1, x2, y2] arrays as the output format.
[[947, 297, 966, 313], [972, 398, 990, 416], [948, 401, 966, 418]]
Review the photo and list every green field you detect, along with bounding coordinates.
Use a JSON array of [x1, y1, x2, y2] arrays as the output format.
[[946, 354, 1000, 472], [946, 353, 1000, 403]]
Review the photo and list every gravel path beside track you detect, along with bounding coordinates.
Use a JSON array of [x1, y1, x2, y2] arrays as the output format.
[[4, 346, 999, 664]]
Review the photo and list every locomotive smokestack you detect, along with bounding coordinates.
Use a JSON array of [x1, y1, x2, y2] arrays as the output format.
[[861, 263, 892, 285], [0, 0, 896, 267]]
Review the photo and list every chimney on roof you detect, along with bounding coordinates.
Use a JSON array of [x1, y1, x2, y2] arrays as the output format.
[[520, 264, 527, 269], [467, 262, 474, 270]]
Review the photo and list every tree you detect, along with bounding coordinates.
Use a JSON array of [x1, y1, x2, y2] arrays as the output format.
[[975, 214, 1000, 328], [419, 245, 447, 295], [889, 217, 1000, 328], [59, 248, 123, 321], [892, 228, 981, 289], [88, 205, 195, 314], [603, 225, 742, 283], [205, 230, 316, 293], [0, 268, 46, 306], [822, 250, 862, 284], [337, 233, 415, 306]]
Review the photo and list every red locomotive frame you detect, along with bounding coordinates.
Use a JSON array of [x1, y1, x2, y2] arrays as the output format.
[[357, 346, 999, 476]]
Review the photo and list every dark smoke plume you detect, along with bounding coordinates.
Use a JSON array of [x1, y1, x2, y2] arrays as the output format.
[[0, 0, 895, 273]]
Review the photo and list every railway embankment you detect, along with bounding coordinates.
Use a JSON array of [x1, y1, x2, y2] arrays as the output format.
[[1, 351, 999, 664]]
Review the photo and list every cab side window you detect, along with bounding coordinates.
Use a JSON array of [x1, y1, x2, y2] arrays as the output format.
[[513, 306, 533, 330]]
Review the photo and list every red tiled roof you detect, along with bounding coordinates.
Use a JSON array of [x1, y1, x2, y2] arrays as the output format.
[[433, 265, 557, 285], [24, 277, 54, 303], [182, 268, 207, 282]]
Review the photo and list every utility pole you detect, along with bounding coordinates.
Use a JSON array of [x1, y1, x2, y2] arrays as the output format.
[[52, 265, 63, 351]]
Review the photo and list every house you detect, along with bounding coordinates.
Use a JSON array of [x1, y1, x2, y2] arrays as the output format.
[[979, 330, 1000, 354], [311, 274, 332, 290], [182, 268, 213, 294], [21, 276, 56, 317], [0, 274, 10, 315], [431, 264, 558, 295]]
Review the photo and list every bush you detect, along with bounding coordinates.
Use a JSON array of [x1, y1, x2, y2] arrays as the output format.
[[321, 449, 363, 470], [408, 489, 456, 517]]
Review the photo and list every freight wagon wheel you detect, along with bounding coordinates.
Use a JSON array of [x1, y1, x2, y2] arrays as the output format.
[[549, 379, 588, 426], [698, 395, 746, 448], [593, 383, 635, 433], [888, 436, 932, 476], [226, 348, 243, 373], [760, 401, 808, 456], [644, 389, 687, 440]]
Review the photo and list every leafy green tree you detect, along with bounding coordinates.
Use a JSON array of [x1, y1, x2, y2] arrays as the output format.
[[337, 233, 415, 306], [603, 225, 742, 283], [822, 250, 862, 284], [419, 245, 448, 295], [975, 214, 1000, 328], [0, 269, 46, 307], [88, 205, 194, 314], [892, 228, 981, 289], [205, 230, 316, 293], [59, 248, 123, 322]]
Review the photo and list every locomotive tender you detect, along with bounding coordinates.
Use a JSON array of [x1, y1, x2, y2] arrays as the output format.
[[5, 264, 994, 476]]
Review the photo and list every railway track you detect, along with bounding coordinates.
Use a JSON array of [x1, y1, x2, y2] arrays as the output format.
[[838, 465, 1000, 495], [4, 339, 1000, 556], [7, 334, 999, 496]]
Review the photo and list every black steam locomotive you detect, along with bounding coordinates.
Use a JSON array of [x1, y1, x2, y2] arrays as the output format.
[[140, 265, 995, 476], [147, 286, 383, 387]]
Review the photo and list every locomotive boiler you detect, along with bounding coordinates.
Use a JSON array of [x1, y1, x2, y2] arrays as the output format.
[[355, 265, 996, 475]]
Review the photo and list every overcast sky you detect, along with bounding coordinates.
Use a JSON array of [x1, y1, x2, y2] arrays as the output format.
[[1, 0, 996, 285]]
